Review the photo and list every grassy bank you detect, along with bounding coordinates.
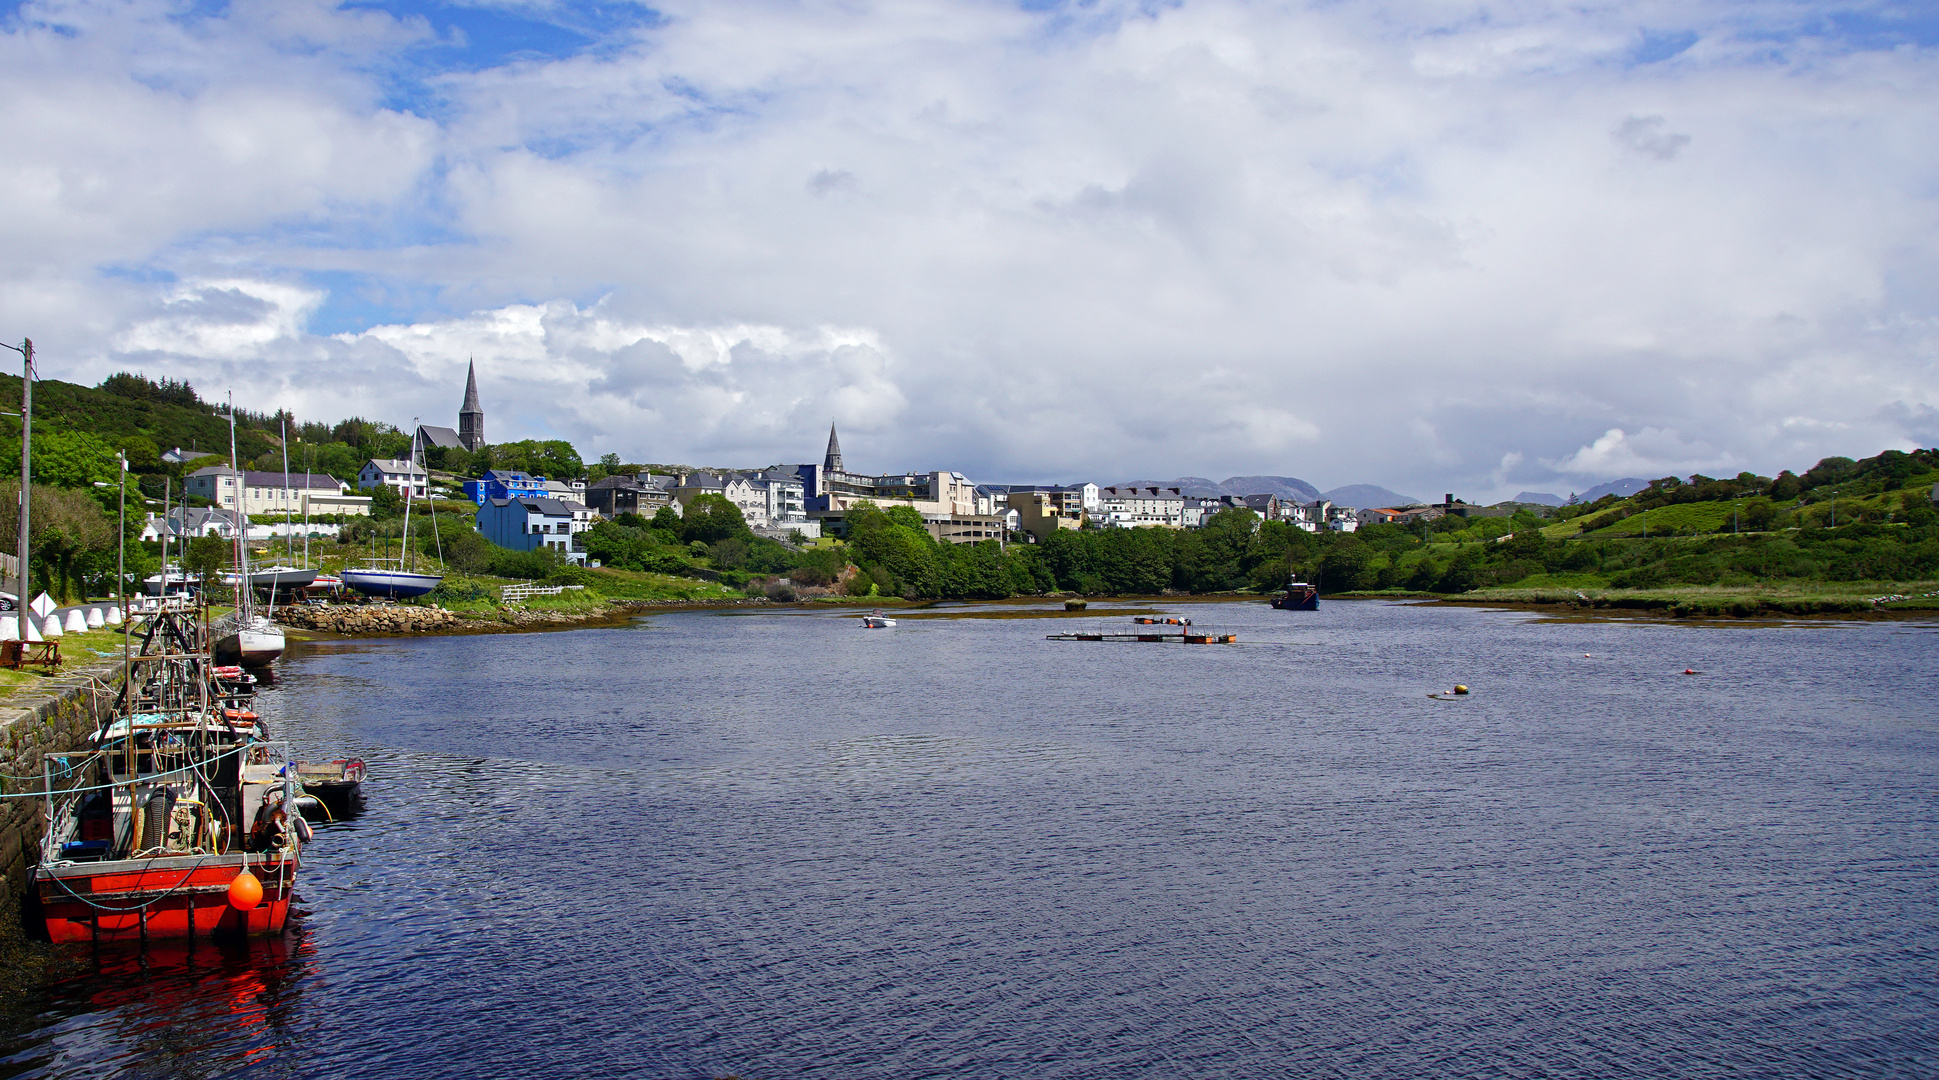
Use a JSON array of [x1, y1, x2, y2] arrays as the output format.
[[1334, 579, 1939, 618], [0, 626, 131, 701]]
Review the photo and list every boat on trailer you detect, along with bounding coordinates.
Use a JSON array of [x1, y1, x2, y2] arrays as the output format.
[[33, 598, 307, 944]]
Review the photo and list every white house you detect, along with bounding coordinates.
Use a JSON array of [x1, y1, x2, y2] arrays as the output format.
[[1097, 486, 1185, 528], [358, 458, 429, 499], [140, 507, 245, 541]]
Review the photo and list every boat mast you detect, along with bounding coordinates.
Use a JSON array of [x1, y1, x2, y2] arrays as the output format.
[[302, 444, 312, 570], [416, 419, 443, 567], [402, 427, 417, 573], [160, 476, 170, 599], [273, 416, 292, 617], [228, 395, 247, 621]]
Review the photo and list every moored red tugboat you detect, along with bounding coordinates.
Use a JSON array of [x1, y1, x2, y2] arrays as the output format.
[[1272, 577, 1320, 610]]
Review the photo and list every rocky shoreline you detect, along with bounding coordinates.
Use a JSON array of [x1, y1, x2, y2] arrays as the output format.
[[276, 597, 778, 638]]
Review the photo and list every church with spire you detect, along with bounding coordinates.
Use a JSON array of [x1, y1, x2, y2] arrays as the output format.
[[822, 422, 843, 473], [795, 421, 999, 543], [416, 359, 487, 455], [459, 360, 485, 451]]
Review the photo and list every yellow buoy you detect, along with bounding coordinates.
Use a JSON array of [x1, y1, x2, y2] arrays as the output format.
[[1452, 684, 1469, 695]]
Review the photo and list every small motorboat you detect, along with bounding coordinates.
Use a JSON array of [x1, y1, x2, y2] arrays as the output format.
[[861, 610, 896, 628], [292, 759, 365, 821]]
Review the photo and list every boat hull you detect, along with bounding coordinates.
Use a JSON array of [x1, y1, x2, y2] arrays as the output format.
[[214, 627, 285, 667], [341, 569, 443, 599], [1272, 586, 1319, 611], [250, 568, 319, 592], [36, 853, 299, 944], [142, 574, 202, 596]]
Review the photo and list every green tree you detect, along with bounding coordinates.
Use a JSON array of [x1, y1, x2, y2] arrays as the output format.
[[368, 484, 405, 520], [650, 505, 684, 535], [181, 533, 232, 592], [681, 495, 755, 545]]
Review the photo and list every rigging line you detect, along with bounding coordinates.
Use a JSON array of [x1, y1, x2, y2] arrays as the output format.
[[3, 741, 258, 800]]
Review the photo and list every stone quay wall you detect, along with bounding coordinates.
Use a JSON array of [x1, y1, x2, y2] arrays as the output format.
[[277, 604, 466, 636], [0, 661, 125, 919]]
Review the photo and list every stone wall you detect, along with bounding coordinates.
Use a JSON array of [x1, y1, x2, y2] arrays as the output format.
[[277, 604, 465, 635], [0, 661, 125, 918]]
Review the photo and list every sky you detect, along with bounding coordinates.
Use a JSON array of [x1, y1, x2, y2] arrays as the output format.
[[2, 0, 1936, 501]]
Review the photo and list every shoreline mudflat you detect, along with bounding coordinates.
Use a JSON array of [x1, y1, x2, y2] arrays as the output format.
[[274, 587, 1939, 643]]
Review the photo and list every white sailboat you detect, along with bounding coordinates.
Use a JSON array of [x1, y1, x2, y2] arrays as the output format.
[[212, 398, 285, 668]]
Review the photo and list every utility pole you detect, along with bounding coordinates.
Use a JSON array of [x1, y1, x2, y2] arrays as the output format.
[[1, 339, 32, 643]]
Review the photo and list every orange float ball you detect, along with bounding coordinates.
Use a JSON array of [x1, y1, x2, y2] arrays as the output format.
[[228, 870, 263, 911]]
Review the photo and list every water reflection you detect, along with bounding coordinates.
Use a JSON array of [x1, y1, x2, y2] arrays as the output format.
[[3, 930, 318, 1079]]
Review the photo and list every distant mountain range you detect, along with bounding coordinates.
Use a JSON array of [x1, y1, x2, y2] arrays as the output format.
[[1114, 476, 1421, 508], [1110, 476, 1651, 510], [1577, 477, 1650, 502], [1321, 484, 1422, 509]]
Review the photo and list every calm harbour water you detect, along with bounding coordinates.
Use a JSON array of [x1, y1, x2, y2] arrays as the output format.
[[2, 599, 1936, 1079]]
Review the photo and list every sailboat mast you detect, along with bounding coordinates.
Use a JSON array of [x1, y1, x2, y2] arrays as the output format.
[[228, 396, 245, 618], [275, 417, 291, 616], [160, 477, 170, 598], [402, 426, 418, 573]]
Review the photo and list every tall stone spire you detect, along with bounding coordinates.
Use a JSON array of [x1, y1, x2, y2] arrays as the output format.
[[823, 422, 843, 474], [459, 359, 485, 451]]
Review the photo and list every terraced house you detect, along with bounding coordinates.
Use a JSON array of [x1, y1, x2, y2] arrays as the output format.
[[186, 466, 372, 516]]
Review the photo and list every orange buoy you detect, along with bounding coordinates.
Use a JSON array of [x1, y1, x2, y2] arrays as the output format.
[[1683, 669, 1697, 675], [228, 870, 263, 911]]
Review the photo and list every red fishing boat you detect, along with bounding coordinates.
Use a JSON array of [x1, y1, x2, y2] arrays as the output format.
[[1271, 577, 1319, 610], [32, 598, 308, 944]]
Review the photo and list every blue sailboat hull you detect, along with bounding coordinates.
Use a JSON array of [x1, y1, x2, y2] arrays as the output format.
[[342, 569, 443, 599]]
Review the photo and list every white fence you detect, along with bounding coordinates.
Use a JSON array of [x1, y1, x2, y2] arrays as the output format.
[[501, 583, 586, 602]]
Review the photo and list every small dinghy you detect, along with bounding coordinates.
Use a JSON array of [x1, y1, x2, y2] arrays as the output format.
[[293, 759, 366, 821]]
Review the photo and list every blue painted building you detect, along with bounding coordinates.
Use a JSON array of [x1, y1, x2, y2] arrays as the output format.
[[475, 496, 593, 564], [463, 469, 550, 506]]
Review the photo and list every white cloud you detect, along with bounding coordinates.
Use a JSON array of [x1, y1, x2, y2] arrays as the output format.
[[4, 0, 1937, 497], [1547, 427, 1738, 480]]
